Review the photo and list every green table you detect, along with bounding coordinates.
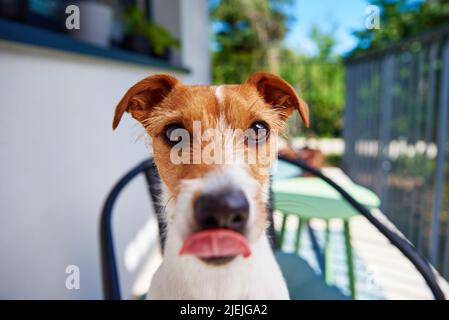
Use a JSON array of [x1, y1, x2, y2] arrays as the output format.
[[272, 177, 380, 299]]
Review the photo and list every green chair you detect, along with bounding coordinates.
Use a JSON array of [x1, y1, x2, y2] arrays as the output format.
[[272, 176, 381, 299]]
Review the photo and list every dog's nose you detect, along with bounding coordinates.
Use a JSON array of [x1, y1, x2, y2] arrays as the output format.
[[194, 189, 249, 233]]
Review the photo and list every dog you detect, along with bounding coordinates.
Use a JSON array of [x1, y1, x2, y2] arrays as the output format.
[[113, 71, 309, 299]]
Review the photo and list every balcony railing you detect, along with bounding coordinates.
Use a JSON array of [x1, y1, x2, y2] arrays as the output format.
[[344, 24, 449, 280]]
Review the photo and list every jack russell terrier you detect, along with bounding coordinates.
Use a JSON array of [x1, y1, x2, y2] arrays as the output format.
[[113, 71, 309, 299]]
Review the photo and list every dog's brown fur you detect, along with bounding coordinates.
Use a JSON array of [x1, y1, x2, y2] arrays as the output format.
[[114, 71, 309, 235]]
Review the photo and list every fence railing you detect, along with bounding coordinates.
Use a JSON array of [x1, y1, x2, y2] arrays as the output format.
[[344, 25, 449, 280]]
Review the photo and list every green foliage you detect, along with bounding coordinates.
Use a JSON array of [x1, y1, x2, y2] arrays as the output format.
[[309, 24, 338, 61], [324, 153, 343, 167], [123, 6, 180, 55], [212, 1, 344, 137], [279, 55, 344, 137], [350, 0, 449, 56], [212, 0, 294, 84], [213, 0, 294, 45], [298, 25, 344, 137]]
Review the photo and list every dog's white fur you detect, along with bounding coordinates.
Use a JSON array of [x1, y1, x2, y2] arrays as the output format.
[[147, 165, 289, 299], [149, 231, 288, 299]]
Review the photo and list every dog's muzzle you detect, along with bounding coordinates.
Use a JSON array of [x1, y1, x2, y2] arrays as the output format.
[[193, 188, 249, 234], [183, 188, 250, 265]]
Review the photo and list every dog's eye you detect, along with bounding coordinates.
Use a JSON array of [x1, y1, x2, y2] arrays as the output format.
[[247, 121, 270, 144], [163, 123, 185, 145]]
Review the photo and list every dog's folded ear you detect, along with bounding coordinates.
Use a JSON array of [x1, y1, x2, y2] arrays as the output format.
[[113, 74, 179, 130], [246, 71, 309, 128]]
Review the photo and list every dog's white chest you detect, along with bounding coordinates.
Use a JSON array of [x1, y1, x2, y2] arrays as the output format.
[[147, 235, 289, 300]]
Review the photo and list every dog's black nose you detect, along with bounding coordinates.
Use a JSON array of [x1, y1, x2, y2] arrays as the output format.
[[194, 189, 249, 233]]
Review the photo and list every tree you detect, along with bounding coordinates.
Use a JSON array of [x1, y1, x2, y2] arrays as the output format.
[[211, 0, 294, 83], [212, 1, 345, 137], [276, 25, 344, 137], [310, 24, 338, 61], [350, 0, 449, 56]]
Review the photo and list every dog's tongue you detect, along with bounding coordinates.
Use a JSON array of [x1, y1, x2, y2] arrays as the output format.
[[179, 229, 251, 258]]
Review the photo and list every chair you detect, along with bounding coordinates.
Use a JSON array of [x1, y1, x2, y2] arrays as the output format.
[[100, 156, 445, 300], [272, 170, 381, 299]]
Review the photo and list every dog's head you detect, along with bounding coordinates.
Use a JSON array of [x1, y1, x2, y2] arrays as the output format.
[[113, 71, 308, 264]]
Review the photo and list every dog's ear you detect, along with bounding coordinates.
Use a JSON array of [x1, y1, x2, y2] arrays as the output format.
[[113, 74, 179, 130], [246, 71, 309, 128]]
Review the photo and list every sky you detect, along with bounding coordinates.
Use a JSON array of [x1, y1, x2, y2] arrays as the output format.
[[285, 0, 369, 56], [210, 0, 373, 56]]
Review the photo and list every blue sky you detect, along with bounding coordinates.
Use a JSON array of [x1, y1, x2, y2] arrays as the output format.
[[285, 0, 370, 55], [210, 0, 373, 56]]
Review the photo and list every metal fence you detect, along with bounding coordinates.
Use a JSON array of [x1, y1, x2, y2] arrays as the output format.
[[344, 25, 449, 280]]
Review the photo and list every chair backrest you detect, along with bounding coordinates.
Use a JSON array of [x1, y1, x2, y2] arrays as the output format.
[[100, 159, 155, 300], [100, 157, 445, 300], [99, 157, 278, 299]]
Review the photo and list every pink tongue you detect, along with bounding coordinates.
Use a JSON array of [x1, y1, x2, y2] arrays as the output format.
[[179, 228, 251, 258]]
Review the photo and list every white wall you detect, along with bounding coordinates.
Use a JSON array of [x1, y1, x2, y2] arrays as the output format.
[[152, 0, 211, 85], [151, 0, 182, 66], [0, 40, 200, 299], [180, 0, 211, 85]]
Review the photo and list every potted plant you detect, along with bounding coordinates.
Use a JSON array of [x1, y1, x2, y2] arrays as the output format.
[[121, 5, 180, 59], [68, 0, 113, 47]]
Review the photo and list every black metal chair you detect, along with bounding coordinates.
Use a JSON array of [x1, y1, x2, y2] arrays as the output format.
[[100, 156, 446, 300]]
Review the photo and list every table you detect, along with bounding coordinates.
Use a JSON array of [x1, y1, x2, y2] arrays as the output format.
[[272, 177, 381, 299]]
